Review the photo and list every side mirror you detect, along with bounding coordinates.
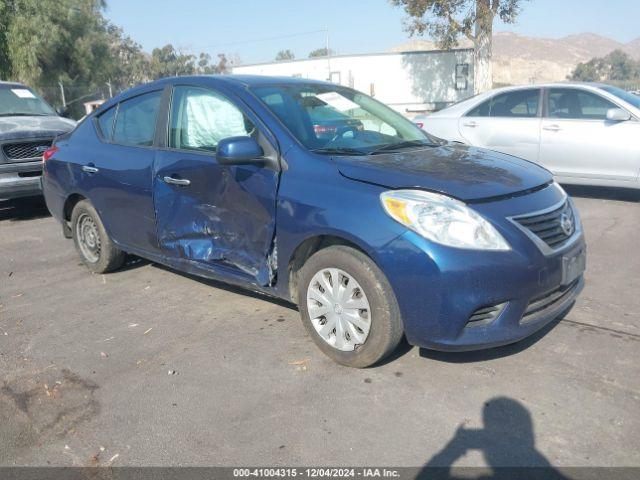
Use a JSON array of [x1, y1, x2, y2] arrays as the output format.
[[606, 108, 631, 122], [56, 106, 70, 118], [216, 136, 264, 166]]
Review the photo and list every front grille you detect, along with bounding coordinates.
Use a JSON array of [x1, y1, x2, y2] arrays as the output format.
[[513, 200, 575, 249], [520, 279, 580, 324], [2, 139, 53, 161], [466, 303, 506, 327]]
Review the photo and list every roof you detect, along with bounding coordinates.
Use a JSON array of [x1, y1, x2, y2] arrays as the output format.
[[0, 81, 26, 88], [233, 48, 474, 69], [150, 74, 334, 88], [491, 82, 609, 93], [91, 74, 337, 117]]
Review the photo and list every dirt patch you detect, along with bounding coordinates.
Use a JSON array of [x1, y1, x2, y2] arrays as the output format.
[[0, 368, 99, 463]]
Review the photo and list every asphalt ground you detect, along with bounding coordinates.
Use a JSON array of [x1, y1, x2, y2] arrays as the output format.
[[0, 186, 638, 469]]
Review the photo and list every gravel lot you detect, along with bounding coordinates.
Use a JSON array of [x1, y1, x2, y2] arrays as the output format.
[[1, 187, 639, 469]]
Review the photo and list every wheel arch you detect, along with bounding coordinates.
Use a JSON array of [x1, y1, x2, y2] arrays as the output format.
[[63, 193, 87, 222], [286, 234, 375, 304]]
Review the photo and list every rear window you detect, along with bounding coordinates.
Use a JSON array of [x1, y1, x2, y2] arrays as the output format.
[[110, 91, 162, 147], [467, 89, 540, 118]]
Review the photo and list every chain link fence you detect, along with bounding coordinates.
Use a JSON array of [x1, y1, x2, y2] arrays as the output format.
[[38, 84, 123, 120]]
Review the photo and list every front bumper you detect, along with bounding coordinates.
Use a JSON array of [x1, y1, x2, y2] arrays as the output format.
[[0, 162, 43, 200], [375, 184, 586, 351]]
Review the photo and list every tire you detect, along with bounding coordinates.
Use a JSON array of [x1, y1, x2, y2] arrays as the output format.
[[297, 245, 403, 368], [71, 200, 125, 273]]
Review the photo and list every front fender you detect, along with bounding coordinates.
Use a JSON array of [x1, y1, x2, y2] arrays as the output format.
[[272, 147, 408, 299]]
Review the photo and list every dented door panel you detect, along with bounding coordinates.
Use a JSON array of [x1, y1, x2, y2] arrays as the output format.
[[153, 150, 278, 285]]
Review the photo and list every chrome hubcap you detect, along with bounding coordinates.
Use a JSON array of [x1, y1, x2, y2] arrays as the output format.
[[76, 213, 101, 263], [306, 268, 372, 352]]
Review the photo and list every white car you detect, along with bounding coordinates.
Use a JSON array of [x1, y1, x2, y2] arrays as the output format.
[[418, 83, 640, 189]]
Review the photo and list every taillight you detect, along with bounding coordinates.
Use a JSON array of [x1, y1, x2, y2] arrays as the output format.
[[42, 145, 59, 162], [415, 122, 424, 129], [313, 124, 338, 136]]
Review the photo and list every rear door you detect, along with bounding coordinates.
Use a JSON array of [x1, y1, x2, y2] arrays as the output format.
[[88, 89, 164, 253], [153, 84, 280, 286], [458, 88, 542, 162], [539, 87, 640, 180]]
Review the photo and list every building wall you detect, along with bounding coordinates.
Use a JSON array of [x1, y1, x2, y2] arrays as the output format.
[[232, 49, 474, 116]]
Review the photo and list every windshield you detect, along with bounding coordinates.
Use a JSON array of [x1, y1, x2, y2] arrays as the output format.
[[599, 85, 640, 110], [251, 84, 437, 154], [0, 85, 56, 117]]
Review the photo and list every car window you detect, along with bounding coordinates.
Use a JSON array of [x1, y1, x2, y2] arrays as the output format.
[[599, 85, 640, 110], [0, 85, 56, 116], [548, 88, 617, 120], [252, 84, 429, 152], [169, 86, 256, 152], [112, 91, 162, 147], [96, 105, 117, 140], [467, 89, 540, 118]]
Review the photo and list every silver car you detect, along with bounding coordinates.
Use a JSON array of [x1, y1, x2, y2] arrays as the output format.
[[419, 83, 640, 189]]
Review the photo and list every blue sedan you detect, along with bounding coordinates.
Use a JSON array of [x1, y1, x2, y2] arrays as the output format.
[[42, 75, 586, 367]]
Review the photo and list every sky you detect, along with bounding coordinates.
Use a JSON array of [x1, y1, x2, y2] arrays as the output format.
[[105, 0, 640, 65]]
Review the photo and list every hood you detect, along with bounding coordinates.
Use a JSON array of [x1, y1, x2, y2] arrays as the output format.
[[334, 144, 552, 202], [0, 115, 76, 141]]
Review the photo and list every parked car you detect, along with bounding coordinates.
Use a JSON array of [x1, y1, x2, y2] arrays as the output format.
[[421, 83, 640, 189], [0, 81, 76, 200], [300, 95, 364, 139], [42, 76, 586, 367]]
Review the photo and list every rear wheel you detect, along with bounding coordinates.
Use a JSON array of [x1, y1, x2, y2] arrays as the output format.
[[297, 245, 403, 368], [71, 200, 125, 273]]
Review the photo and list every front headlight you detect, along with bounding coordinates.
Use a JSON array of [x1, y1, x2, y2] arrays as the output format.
[[380, 189, 510, 251]]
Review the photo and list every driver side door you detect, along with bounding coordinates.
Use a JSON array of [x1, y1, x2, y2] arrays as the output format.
[[153, 85, 280, 286]]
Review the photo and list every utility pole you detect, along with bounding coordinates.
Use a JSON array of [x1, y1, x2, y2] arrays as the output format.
[[325, 26, 331, 81], [58, 81, 66, 107]]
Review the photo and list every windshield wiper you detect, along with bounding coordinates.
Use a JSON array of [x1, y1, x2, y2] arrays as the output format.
[[368, 140, 438, 155], [311, 147, 367, 156]]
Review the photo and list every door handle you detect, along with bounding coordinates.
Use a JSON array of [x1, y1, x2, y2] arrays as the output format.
[[163, 176, 191, 186], [463, 121, 479, 128], [543, 125, 562, 132], [82, 166, 99, 173]]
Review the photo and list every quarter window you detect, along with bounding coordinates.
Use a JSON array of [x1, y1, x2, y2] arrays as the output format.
[[96, 105, 117, 140], [111, 91, 162, 147], [467, 89, 540, 118], [548, 88, 618, 120], [169, 86, 256, 152]]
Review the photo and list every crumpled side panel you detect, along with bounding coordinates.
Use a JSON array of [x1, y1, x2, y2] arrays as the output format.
[[154, 152, 278, 286]]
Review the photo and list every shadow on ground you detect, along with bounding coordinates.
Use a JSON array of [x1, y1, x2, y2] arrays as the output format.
[[563, 185, 640, 202], [0, 196, 50, 222], [417, 397, 570, 479]]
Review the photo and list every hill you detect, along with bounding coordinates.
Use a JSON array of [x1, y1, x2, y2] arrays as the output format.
[[391, 32, 640, 85]]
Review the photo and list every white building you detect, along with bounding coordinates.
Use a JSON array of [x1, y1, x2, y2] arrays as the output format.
[[233, 49, 474, 116]]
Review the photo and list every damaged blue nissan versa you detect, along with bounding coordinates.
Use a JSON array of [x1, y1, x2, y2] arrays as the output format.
[[42, 75, 586, 367]]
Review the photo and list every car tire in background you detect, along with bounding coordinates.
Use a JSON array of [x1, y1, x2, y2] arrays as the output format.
[[71, 200, 126, 273], [297, 245, 404, 368]]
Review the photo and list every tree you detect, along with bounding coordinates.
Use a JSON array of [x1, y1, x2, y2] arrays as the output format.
[[309, 47, 334, 58], [571, 50, 639, 82], [0, 0, 231, 117], [390, 0, 526, 93], [0, 1, 11, 79], [105, 24, 150, 89], [276, 49, 295, 61]]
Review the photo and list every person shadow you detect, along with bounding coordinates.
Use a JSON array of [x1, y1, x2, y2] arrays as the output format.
[[417, 397, 570, 480]]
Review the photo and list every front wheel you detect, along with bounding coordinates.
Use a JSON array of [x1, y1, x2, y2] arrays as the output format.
[[297, 245, 403, 368], [71, 200, 125, 273]]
